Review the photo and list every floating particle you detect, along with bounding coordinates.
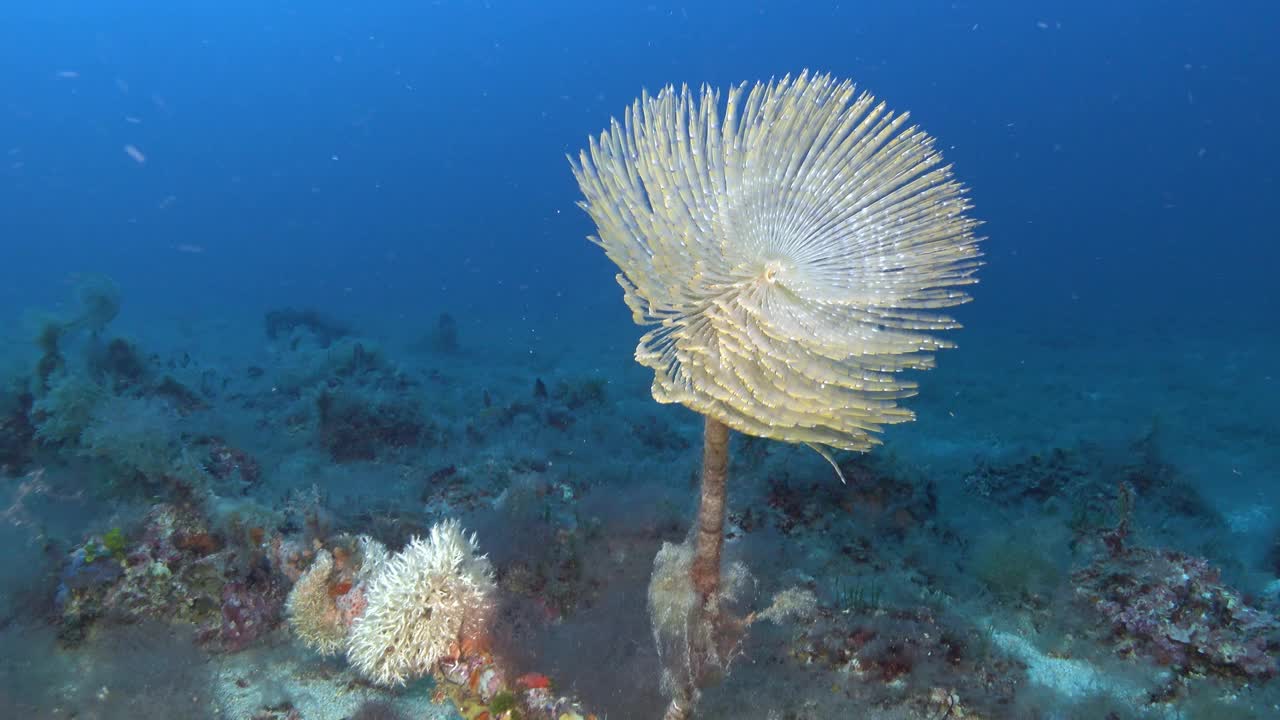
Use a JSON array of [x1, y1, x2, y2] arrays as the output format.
[[57, 70, 79, 78], [123, 144, 146, 164]]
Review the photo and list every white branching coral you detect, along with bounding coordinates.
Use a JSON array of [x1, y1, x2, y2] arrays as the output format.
[[285, 549, 347, 655], [355, 534, 388, 582], [346, 520, 496, 686]]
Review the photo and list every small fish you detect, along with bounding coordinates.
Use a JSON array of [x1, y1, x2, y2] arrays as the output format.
[[123, 144, 146, 164], [175, 244, 205, 254], [56, 70, 79, 78]]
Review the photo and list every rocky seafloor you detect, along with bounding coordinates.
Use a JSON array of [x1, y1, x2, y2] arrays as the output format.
[[1, 280, 1277, 719]]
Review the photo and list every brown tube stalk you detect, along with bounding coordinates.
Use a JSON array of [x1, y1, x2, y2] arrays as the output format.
[[690, 416, 729, 602]]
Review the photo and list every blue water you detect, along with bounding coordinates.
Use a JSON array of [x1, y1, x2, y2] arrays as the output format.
[[2, 2, 1278, 718]]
